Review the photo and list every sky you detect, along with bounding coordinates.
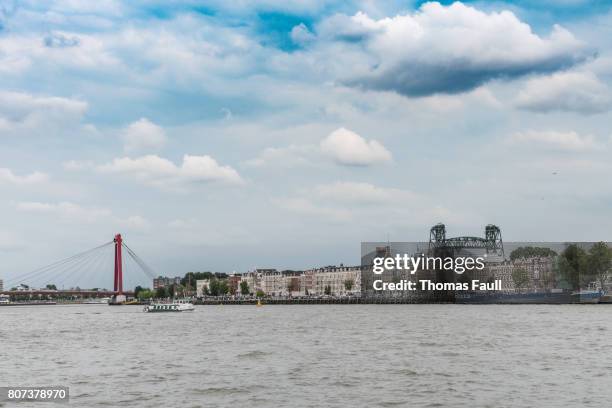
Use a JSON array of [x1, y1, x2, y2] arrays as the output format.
[[1, 0, 611, 288]]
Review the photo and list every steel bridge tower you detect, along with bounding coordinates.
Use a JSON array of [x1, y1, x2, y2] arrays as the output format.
[[110, 234, 126, 304], [113, 234, 123, 294], [428, 224, 504, 257]]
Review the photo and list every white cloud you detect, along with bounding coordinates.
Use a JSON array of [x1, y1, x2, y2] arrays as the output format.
[[316, 2, 588, 96], [48, 0, 124, 16], [274, 181, 450, 225], [509, 130, 596, 151], [122, 118, 167, 152], [0, 168, 48, 185], [97, 154, 244, 189], [0, 31, 120, 77], [291, 23, 316, 45], [515, 71, 612, 114], [122, 215, 151, 230], [245, 144, 318, 167], [313, 181, 419, 204], [168, 218, 198, 229], [247, 127, 392, 168], [16, 201, 112, 223], [320, 127, 392, 166], [0, 91, 87, 118], [272, 197, 352, 222], [0, 91, 92, 138], [15, 201, 150, 229], [62, 160, 94, 171]]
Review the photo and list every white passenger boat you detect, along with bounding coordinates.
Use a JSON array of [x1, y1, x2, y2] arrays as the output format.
[[143, 299, 195, 313]]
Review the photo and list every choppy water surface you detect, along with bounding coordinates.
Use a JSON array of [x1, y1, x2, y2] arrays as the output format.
[[1, 304, 611, 407]]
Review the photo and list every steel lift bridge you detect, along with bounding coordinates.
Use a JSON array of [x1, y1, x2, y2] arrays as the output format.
[[426, 223, 505, 291], [428, 223, 504, 258]]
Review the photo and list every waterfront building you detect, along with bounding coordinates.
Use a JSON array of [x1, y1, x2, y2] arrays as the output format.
[[360, 245, 421, 299], [303, 265, 361, 296], [487, 256, 556, 293], [260, 269, 285, 296], [238, 271, 257, 295], [240, 269, 286, 296], [512, 256, 556, 291], [153, 276, 182, 289], [232, 269, 263, 295], [487, 261, 515, 292], [236, 266, 361, 297], [0, 278, 3, 291], [282, 271, 302, 296], [467, 258, 495, 286]]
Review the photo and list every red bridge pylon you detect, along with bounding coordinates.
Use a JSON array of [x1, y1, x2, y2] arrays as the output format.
[[113, 234, 123, 294]]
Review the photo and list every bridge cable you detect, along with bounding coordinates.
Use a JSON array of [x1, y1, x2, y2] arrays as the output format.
[[122, 242, 157, 280], [4, 241, 114, 287], [66, 244, 112, 290], [44, 243, 111, 289]]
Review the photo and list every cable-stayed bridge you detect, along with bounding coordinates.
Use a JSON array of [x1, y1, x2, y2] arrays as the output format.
[[0, 234, 156, 303]]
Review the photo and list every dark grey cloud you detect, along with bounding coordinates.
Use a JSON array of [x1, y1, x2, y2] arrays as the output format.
[[316, 3, 592, 97], [348, 54, 590, 97]]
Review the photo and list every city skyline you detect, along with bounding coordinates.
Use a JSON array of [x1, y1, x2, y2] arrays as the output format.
[[1, 232, 608, 295], [1, 1, 612, 287]]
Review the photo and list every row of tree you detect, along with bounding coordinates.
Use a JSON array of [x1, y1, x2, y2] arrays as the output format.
[[510, 243, 611, 291], [557, 243, 611, 290], [180, 272, 228, 289], [509, 246, 557, 261]]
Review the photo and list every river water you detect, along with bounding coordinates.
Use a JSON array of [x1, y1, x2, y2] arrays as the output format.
[[1, 304, 610, 407]]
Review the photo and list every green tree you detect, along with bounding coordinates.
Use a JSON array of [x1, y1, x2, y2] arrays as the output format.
[[240, 280, 249, 295], [557, 244, 588, 290], [512, 267, 529, 293], [219, 280, 229, 295], [182, 272, 208, 290], [208, 279, 220, 296], [181, 272, 229, 289], [180, 272, 197, 290], [587, 242, 611, 291], [256, 289, 265, 298], [134, 285, 144, 298], [344, 279, 354, 291], [45, 284, 57, 290], [287, 278, 299, 293], [155, 286, 168, 299], [510, 246, 557, 261], [324, 285, 332, 296], [137, 289, 153, 300]]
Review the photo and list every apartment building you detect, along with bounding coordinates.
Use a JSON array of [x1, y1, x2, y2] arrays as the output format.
[[153, 276, 182, 289], [236, 265, 361, 297]]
